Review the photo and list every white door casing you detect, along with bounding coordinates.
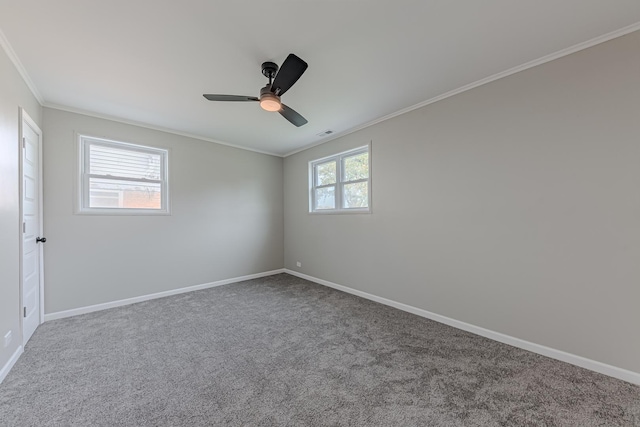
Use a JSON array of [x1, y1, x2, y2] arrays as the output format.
[[20, 109, 44, 345]]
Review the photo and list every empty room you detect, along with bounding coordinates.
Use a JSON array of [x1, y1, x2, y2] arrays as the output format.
[[1, 1, 639, 425]]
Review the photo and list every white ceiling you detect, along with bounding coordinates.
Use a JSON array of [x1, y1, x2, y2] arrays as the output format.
[[1, 1, 640, 156]]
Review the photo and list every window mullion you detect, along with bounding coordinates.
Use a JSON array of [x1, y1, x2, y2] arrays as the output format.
[[337, 156, 343, 210]]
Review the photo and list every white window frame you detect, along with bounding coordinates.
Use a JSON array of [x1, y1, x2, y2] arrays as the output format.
[[76, 134, 170, 215], [309, 144, 371, 214]]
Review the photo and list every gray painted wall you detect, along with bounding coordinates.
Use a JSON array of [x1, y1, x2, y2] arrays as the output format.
[[0, 48, 42, 370], [43, 108, 283, 313], [284, 32, 640, 373]]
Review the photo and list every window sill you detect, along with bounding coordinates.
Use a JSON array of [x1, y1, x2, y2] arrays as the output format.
[[75, 208, 171, 216], [309, 209, 371, 215]]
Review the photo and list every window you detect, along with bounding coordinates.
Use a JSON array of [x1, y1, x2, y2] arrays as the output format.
[[309, 145, 370, 213], [78, 135, 169, 214]]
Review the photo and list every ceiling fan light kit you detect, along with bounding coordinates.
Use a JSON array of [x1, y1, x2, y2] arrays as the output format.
[[259, 87, 281, 112], [203, 54, 309, 127]]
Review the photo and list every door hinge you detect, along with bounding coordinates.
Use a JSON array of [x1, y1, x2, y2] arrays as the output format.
[[22, 137, 26, 148], [23, 222, 26, 233], [23, 307, 26, 317]]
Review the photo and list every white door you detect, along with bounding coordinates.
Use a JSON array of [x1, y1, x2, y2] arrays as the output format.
[[21, 110, 44, 345]]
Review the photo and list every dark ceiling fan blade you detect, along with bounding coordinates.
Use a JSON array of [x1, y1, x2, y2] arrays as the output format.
[[203, 94, 259, 102], [271, 54, 308, 96], [279, 103, 308, 127]]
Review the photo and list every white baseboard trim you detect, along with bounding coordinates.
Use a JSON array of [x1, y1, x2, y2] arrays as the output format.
[[284, 269, 640, 386], [0, 346, 24, 384], [44, 269, 286, 322]]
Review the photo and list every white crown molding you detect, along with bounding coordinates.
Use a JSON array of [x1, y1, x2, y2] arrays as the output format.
[[44, 269, 285, 322], [284, 269, 640, 386], [43, 103, 282, 157], [0, 28, 44, 105], [283, 21, 640, 157], [0, 346, 23, 384]]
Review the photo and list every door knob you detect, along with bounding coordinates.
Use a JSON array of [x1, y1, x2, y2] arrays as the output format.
[[36, 237, 46, 243]]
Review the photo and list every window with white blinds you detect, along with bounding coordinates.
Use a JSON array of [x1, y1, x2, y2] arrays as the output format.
[[78, 135, 169, 214]]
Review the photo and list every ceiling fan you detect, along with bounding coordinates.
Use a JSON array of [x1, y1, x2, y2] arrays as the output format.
[[203, 54, 309, 127]]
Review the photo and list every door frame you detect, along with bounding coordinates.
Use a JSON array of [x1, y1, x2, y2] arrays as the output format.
[[19, 107, 44, 344]]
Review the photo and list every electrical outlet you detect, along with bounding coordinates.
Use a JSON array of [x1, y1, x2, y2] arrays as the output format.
[[296, 261, 302, 268], [4, 331, 12, 348]]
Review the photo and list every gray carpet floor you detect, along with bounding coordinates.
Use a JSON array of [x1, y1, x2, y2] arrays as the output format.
[[1, 274, 639, 426]]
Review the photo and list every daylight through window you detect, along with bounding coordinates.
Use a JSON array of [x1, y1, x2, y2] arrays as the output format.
[[78, 135, 169, 214], [309, 145, 370, 213]]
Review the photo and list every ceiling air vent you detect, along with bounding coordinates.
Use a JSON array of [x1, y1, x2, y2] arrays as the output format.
[[316, 130, 334, 137]]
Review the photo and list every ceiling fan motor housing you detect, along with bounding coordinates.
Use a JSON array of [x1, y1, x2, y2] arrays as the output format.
[[261, 62, 279, 79]]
